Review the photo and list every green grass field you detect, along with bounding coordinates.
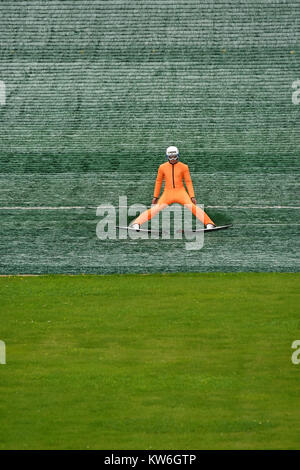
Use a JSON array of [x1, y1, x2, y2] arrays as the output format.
[[0, 272, 299, 450]]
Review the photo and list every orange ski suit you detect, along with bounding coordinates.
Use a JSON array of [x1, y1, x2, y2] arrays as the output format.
[[133, 161, 215, 226]]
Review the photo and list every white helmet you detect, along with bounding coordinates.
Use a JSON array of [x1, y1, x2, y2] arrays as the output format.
[[166, 145, 179, 162]]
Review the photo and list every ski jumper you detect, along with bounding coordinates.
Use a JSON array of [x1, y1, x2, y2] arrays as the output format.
[[133, 161, 215, 226]]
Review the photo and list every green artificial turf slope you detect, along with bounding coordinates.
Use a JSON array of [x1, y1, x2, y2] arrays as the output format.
[[0, 273, 299, 450]]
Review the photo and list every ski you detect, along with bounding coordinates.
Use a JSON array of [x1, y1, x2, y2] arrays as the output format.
[[117, 226, 164, 235], [177, 224, 233, 233]]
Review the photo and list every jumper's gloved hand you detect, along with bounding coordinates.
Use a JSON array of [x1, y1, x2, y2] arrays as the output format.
[[152, 197, 158, 205], [191, 197, 196, 204]]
